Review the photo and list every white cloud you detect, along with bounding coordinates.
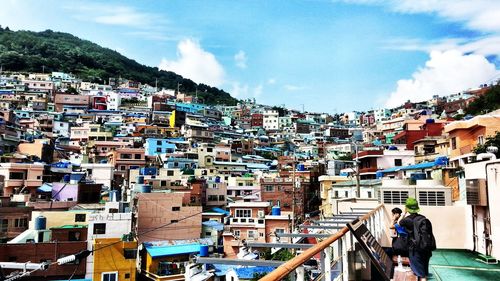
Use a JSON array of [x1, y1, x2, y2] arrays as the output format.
[[341, 0, 500, 33], [253, 84, 263, 98], [234, 50, 248, 69], [229, 82, 263, 98], [67, 4, 167, 29], [159, 39, 225, 87], [267, 78, 276, 85], [230, 82, 249, 97], [284, 84, 305, 91], [385, 50, 499, 108]]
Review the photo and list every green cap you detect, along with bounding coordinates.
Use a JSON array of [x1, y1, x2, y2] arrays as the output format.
[[405, 197, 420, 214]]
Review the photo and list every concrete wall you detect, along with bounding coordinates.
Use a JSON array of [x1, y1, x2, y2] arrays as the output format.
[[334, 200, 471, 249]]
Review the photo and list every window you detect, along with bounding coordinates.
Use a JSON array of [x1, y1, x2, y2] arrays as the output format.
[[1, 219, 9, 232], [207, 148, 213, 153], [157, 140, 162, 145], [14, 218, 27, 228], [125, 273, 131, 279], [171, 220, 179, 223], [478, 135, 485, 145], [275, 228, 285, 235], [248, 230, 257, 239], [235, 209, 251, 218], [234, 230, 240, 237], [134, 154, 142, 159], [208, 195, 218, 201], [265, 185, 274, 192], [334, 191, 339, 198], [9, 172, 25, 180], [75, 214, 86, 222], [394, 159, 402, 166], [68, 231, 82, 241], [124, 249, 137, 259], [172, 207, 180, 211], [218, 195, 225, 201], [451, 137, 457, 150], [93, 223, 106, 235], [121, 154, 132, 159], [102, 272, 118, 281], [367, 191, 372, 198], [156, 147, 162, 153], [120, 165, 126, 171], [344, 191, 348, 197]]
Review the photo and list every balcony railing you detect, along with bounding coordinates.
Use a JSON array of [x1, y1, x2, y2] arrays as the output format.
[[260, 204, 386, 281]]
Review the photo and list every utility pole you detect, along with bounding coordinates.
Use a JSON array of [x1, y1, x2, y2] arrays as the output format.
[[177, 82, 182, 96], [353, 141, 360, 198], [291, 155, 296, 233]]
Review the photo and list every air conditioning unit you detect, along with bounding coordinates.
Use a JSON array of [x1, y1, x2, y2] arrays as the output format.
[[466, 179, 487, 206]]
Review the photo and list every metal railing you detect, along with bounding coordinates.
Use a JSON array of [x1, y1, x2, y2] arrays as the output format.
[[260, 204, 386, 281]]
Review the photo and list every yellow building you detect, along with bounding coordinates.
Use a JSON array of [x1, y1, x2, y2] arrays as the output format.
[[30, 210, 91, 229], [318, 175, 350, 217], [141, 242, 208, 281], [93, 238, 137, 281]]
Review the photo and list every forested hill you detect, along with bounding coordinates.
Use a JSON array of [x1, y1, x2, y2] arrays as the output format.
[[0, 27, 237, 105]]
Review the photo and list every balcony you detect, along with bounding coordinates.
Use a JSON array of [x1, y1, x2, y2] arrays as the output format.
[[358, 167, 378, 174], [354, 150, 383, 160]]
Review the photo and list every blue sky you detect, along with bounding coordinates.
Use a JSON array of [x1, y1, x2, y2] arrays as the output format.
[[1, 0, 500, 113]]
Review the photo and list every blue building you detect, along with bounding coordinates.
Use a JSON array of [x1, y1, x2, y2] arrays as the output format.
[[145, 138, 177, 156]]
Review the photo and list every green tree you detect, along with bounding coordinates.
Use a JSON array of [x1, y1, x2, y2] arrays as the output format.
[[466, 84, 500, 116], [473, 131, 500, 157], [0, 29, 238, 106]]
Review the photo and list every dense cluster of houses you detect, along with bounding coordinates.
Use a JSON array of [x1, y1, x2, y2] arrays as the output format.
[[0, 71, 499, 281]]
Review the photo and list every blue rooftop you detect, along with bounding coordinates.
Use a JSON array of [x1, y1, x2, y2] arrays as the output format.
[[146, 243, 202, 258], [202, 220, 224, 231], [212, 207, 230, 216]]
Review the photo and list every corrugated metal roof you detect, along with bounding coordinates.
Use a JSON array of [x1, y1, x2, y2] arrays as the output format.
[[146, 243, 202, 258]]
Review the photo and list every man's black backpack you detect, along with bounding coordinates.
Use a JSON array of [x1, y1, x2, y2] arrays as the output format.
[[411, 215, 436, 252]]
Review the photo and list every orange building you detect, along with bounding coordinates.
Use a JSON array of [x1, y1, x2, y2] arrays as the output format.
[[444, 112, 500, 167]]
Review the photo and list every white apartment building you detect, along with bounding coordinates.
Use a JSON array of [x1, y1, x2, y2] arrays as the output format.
[[263, 109, 279, 130]]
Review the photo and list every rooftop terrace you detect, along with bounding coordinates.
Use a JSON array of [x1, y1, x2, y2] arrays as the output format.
[[429, 249, 500, 281]]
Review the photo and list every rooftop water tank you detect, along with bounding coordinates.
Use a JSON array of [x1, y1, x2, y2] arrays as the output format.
[[199, 245, 209, 257], [34, 216, 47, 230], [271, 206, 281, 216], [297, 164, 305, 171]]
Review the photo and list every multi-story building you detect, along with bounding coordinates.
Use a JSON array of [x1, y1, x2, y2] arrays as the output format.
[[0, 163, 44, 196], [263, 109, 279, 130], [353, 148, 415, 179], [135, 192, 202, 242], [444, 111, 500, 167]]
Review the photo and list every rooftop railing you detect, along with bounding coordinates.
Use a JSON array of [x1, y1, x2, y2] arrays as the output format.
[[260, 204, 386, 281]]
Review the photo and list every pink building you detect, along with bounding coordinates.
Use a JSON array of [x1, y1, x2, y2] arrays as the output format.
[[0, 163, 44, 196], [135, 192, 202, 242]]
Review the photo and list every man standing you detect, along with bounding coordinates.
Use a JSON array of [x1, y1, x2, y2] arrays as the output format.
[[399, 198, 436, 281]]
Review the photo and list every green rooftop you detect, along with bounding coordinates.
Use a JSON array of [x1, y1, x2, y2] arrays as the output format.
[[429, 249, 500, 281], [50, 224, 87, 229]]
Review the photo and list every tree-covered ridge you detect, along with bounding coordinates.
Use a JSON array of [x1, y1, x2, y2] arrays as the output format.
[[466, 83, 500, 116], [0, 27, 237, 105]]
